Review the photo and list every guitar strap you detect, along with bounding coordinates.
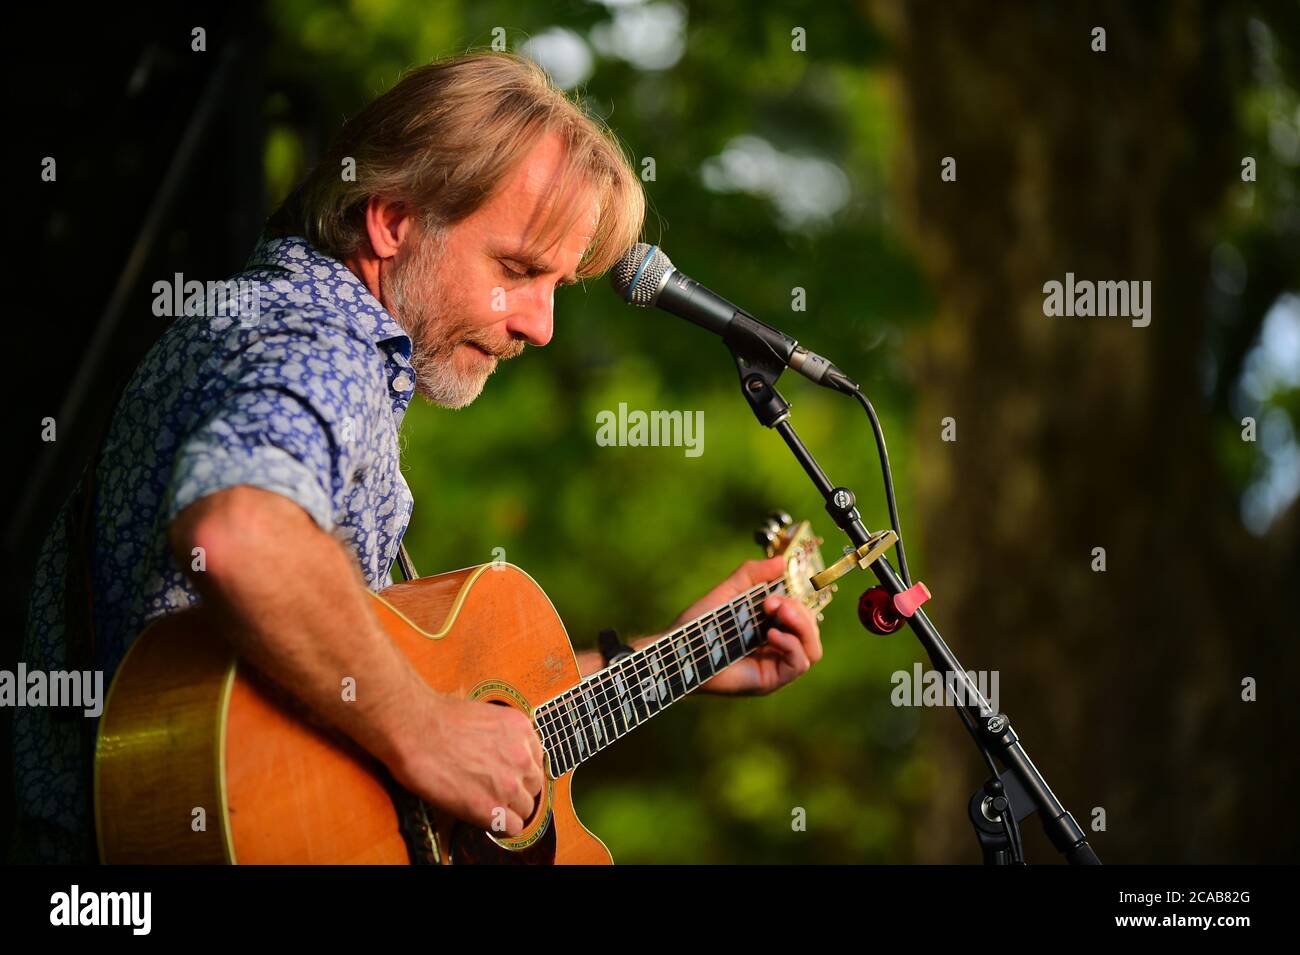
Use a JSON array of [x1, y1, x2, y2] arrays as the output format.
[[598, 627, 634, 667], [395, 540, 419, 581]]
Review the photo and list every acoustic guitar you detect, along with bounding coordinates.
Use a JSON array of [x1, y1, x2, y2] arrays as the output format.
[[94, 514, 830, 863]]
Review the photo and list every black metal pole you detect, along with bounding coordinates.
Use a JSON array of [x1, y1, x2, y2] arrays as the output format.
[[731, 346, 1100, 864]]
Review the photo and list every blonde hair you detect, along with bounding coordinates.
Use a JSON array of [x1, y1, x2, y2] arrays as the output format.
[[270, 52, 645, 278]]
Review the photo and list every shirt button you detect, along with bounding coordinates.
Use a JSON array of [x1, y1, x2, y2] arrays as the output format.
[[392, 373, 412, 392]]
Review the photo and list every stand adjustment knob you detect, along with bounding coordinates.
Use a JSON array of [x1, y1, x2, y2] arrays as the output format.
[[858, 586, 905, 634]]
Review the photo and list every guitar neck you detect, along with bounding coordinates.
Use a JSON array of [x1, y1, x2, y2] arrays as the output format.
[[534, 579, 790, 777]]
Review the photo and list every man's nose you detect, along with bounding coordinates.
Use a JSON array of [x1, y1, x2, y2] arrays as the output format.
[[505, 287, 554, 348]]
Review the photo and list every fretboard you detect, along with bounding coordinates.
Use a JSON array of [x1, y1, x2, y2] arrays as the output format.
[[533, 579, 785, 777]]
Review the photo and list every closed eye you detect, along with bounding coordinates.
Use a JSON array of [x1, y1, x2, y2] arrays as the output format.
[[499, 258, 579, 288]]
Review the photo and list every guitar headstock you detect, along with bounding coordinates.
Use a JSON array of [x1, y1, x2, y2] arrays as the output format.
[[754, 511, 834, 618]]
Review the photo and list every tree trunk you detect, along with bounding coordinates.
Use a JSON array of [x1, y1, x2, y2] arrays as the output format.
[[875, 0, 1299, 862]]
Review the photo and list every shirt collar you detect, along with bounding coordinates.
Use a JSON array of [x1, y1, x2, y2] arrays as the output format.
[[245, 233, 416, 413]]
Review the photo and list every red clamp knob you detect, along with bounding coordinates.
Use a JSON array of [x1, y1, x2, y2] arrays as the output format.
[[858, 587, 904, 635], [893, 581, 931, 618]]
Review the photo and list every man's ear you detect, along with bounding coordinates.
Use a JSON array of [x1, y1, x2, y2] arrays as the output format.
[[363, 196, 414, 260]]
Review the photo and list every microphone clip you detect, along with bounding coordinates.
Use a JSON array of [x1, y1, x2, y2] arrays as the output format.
[[731, 345, 792, 429]]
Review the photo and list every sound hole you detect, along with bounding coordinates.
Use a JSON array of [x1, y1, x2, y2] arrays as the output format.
[[448, 815, 555, 865], [446, 700, 554, 864]]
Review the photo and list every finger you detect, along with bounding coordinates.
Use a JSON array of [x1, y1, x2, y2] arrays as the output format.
[[765, 596, 823, 663], [527, 727, 545, 769], [481, 803, 525, 836], [491, 773, 535, 826], [508, 785, 535, 823], [765, 628, 811, 675], [504, 710, 545, 768], [499, 809, 526, 837], [731, 555, 786, 589], [522, 762, 545, 797]]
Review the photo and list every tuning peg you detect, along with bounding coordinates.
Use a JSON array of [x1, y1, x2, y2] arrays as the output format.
[[754, 525, 778, 550], [768, 509, 793, 529]]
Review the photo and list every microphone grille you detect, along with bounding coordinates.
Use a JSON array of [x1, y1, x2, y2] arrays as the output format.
[[611, 243, 673, 307]]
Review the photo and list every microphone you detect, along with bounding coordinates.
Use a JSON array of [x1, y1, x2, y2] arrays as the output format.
[[610, 243, 859, 395]]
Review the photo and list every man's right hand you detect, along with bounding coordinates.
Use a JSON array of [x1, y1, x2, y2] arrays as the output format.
[[171, 486, 546, 839], [389, 695, 546, 837]]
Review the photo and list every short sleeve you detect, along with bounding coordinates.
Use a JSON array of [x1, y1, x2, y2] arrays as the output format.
[[163, 312, 383, 531]]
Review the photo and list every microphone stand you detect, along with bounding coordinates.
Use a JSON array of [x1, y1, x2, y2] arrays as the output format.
[[727, 344, 1101, 865]]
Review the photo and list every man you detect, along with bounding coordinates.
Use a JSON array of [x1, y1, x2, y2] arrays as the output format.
[[10, 51, 822, 863]]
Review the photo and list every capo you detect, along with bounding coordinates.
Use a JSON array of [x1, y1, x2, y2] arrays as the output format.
[[809, 528, 898, 593]]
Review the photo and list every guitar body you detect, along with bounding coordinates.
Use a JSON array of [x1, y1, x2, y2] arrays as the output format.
[[95, 562, 613, 864]]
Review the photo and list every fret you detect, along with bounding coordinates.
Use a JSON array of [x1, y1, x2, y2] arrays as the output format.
[[641, 645, 673, 709], [542, 703, 566, 776], [652, 644, 675, 705], [554, 697, 581, 773], [734, 596, 760, 652], [656, 631, 694, 702], [629, 648, 662, 719], [695, 621, 717, 681], [579, 684, 606, 751], [611, 657, 638, 732], [567, 695, 594, 762], [672, 630, 697, 692], [536, 704, 563, 775], [609, 667, 632, 739], [621, 649, 655, 722], [699, 608, 727, 680], [684, 623, 713, 686], [590, 671, 624, 745], [535, 707, 559, 771], [719, 605, 740, 666]]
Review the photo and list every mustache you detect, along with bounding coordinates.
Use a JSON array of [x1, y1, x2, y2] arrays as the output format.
[[464, 335, 526, 361]]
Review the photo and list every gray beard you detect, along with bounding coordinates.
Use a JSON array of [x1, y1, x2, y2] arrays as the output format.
[[385, 229, 518, 409]]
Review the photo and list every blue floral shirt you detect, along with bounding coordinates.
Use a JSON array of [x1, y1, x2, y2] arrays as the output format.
[[10, 234, 416, 863]]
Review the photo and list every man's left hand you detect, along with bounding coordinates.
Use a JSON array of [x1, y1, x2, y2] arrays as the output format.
[[671, 555, 823, 696]]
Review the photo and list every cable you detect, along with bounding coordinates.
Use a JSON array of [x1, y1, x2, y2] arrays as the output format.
[[849, 387, 913, 588], [1004, 805, 1025, 863], [955, 697, 1022, 862], [848, 380, 1021, 861]]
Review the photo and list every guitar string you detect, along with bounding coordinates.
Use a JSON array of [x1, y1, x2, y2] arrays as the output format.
[[534, 580, 793, 766], [536, 580, 804, 770], [539, 595, 774, 774], [536, 571, 832, 768], [532, 580, 781, 761]]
